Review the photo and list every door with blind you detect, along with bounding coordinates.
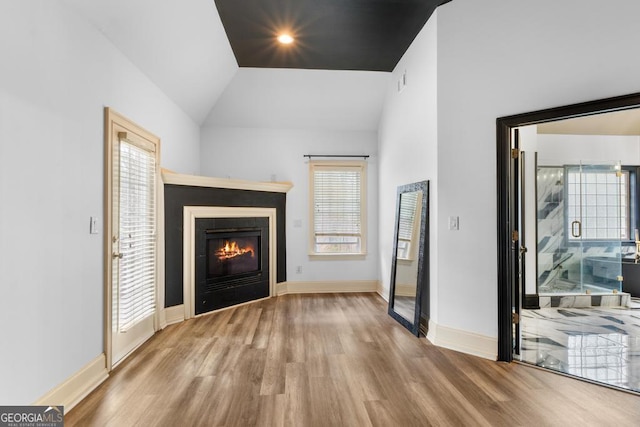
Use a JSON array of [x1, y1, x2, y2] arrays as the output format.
[[106, 108, 160, 368]]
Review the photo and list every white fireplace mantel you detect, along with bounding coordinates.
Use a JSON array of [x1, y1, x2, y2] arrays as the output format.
[[183, 206, 277, 319], [162, 169, 293, 194]]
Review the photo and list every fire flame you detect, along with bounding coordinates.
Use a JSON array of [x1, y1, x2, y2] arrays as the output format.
[[216, 240, 255, 260]]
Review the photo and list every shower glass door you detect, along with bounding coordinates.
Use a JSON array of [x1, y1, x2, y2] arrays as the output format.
[[565, 162, 624, 293]]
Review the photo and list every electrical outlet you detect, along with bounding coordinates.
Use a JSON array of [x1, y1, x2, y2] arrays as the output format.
[[296, 266, 302, 274]]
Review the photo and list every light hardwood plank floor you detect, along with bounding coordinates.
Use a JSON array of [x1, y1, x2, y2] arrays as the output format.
[[65, 293, 640, 426]]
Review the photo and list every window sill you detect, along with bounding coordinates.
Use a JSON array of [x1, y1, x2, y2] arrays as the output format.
[[309, 252, 367, 260]]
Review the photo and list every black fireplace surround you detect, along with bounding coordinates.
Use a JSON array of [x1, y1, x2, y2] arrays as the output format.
[[164, 184, 287, 309], [195, 217, 269, 314]]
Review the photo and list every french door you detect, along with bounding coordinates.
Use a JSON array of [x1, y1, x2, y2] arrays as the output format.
[[106, 108, 160, 368]]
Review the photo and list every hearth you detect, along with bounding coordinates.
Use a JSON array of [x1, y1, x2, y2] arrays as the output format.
[[195, 217, 269, 315]]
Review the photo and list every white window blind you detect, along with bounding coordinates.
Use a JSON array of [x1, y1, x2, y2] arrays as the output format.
[[397, 192, 419, 259], [311, 162, 365, 254], [116, 140, 156, 332]]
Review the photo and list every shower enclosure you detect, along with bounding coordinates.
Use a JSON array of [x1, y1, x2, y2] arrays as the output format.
[[537, 162, 625, 295]]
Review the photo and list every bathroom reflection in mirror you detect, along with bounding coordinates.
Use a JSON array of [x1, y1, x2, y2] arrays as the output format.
[[388, 181, 429, 336]]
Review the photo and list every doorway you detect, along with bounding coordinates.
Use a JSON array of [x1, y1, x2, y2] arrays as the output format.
[[105, 108, 161, 369], [497, 92, 640, 393]]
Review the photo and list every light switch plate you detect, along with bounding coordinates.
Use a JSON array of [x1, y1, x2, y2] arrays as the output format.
[[448, 216, 459, 231], [90, 216, 99, 234]]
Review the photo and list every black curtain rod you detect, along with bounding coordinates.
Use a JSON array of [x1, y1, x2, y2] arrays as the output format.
[[304, 154, 369, 159]]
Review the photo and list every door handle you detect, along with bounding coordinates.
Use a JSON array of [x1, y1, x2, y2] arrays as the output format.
[[571, 220, 582, 238]]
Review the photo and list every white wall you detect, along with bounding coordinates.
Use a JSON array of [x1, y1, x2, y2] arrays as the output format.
[[62, 0, 238, 125], [0, 0, 200, 404], [200, 127, 379, 282], [378, 13, 438, 319], [537, 134, 640, 166], [205, 68, 388, 132], [436, 0, 640, 340]]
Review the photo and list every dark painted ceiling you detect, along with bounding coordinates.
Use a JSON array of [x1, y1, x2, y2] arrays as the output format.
[[214, 0, 451, 72]]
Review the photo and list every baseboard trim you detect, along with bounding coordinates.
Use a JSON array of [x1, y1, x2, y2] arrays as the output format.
[[376, 281, 388, 301], [276, 280, 378, 296], [395, 283, 417, 297], [34, 353, 108, 412], [426, 320, 497, 361], [165, 304, 185, 325]]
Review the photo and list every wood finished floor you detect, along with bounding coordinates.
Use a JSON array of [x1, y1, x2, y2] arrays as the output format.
[[66, 293, 640, 426]]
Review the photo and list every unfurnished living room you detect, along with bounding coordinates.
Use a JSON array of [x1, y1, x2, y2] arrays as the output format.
[[1, 0, 640, 426]]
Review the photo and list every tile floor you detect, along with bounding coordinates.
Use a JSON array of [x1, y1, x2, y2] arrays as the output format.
[[519, 300, 640, 393]]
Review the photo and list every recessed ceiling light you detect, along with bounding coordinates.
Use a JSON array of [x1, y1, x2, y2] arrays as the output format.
[[277, 34, 294, 45]]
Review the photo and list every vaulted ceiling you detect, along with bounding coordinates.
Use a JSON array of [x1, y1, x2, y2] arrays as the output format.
[[61, 0, 448, 129]]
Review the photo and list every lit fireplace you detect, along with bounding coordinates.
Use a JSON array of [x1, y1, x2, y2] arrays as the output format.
[[207, 235, 260, 278], [195, 219, 269, 315], [216, 240, 255, 260]]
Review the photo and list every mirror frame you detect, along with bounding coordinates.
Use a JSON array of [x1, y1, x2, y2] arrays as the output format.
[[388, 180, 430, 336]]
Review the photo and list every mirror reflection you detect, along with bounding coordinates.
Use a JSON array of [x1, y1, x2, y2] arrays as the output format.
[[393, 191, 422, 321], [388, 181, 429, 336]]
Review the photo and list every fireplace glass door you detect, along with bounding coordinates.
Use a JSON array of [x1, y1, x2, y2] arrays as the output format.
[[207, 234, 261, 279]]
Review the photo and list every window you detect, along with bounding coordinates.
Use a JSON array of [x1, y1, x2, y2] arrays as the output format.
[[566, 167, 630, 241], [310, 161, 366, 255], [396, 191, 421, 260]]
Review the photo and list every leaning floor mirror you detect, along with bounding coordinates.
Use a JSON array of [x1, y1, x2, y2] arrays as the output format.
[[388, 180, 429, 336]]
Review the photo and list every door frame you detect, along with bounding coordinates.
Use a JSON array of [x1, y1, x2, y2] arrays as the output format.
[[496, 92, 640, 361], [104, 107, 162, 370]]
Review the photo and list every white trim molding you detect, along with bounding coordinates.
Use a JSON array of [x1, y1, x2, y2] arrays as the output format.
[[376, 281, 388, 301], [394, 283, 417, 297], [162, 170, 293, 193], [157, 170, 167, 330], [276, 280, 378, 296], [34, 353, 108, 412], [426, 320, 498, 361], [164, 304, 185, 325], [183, 206, 277, 320]]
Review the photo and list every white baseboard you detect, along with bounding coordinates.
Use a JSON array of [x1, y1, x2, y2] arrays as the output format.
[[34, 353, 108, 412], [158, 308, 168, 330], [426, 320, 497, 361], [276, 280, 378, 296], [164, 304, 185, 325], [377, 281, 388, 301], [395, 283, 417, 297]]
